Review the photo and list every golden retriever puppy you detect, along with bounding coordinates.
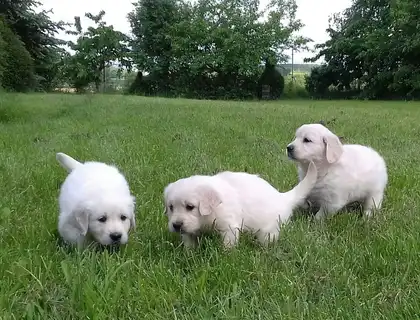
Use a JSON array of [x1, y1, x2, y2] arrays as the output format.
[[287, 123, 388, 220], [163, 162, 317, 248]]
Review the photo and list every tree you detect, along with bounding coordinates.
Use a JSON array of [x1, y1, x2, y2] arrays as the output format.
[[128, 0, 183, 93], [305, 0, 420, 99], [2, 0, 68, 90], [63, 11, 132, 92], [128, 0, 311, 99], [388, 0, 420, 98], [0, 15, 35, 91]]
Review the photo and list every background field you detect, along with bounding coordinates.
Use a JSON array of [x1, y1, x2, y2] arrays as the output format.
[[1, 94, 420, 319]]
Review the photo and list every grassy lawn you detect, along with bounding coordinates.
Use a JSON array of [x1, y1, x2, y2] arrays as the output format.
[[1, 93, 420, 319]]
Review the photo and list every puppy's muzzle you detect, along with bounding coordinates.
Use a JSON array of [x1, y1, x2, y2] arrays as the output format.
[[172, 222, 183, 233], [287, 145, 295, 159], [110, 232, 122, 243]]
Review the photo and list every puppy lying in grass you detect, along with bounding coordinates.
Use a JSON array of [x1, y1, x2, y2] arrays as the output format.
[[56, 152, 136, 249], [163, 162, 317, 249], [287, 123, 388, 220]]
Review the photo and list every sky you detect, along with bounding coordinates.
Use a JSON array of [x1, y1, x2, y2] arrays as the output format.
[[40, 0, 351, 64]]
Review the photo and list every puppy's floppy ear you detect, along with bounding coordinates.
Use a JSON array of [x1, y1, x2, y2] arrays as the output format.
[[73, 208, 89, 236], [197, 184, 222, 216], [129, 195, 136, 230], [130, 215, 136, 230], [323, 133, 343, 164], [163, 183, 173, 202], [163, 183, 173, 216]]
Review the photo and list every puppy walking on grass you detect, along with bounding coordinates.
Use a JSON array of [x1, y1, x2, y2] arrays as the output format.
[[56, 152, 136, 248], [163, 162, 318, 249], [287, 123, 388, 220]]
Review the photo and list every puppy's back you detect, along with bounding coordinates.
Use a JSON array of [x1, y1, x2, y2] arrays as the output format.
[[59, 162, 131, 208], [332, 144, 388, 196], [342, 144, 387, 175], [214, 171, 288, 228], [216, 171, 281, 202]]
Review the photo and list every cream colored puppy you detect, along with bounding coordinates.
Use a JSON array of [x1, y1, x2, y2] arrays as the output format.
[[56, 152, 136, 248], [163, 162, 317, 248], [287, 123, 388, 220]]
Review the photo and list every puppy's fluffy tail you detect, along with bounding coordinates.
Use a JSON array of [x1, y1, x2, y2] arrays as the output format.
[[284, 161, 317, 208], [56, 152, 82, 173]]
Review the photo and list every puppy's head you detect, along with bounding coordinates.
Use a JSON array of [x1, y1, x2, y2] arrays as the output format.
[[287, 123, 343, 164], [163, 176, 222, 235], [74, 195, 136, 246]]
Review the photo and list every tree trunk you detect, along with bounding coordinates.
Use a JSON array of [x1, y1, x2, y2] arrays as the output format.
[[102, 62, 106, 93]]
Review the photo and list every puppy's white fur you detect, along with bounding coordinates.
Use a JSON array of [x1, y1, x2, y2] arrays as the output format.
[[287, 123, 388, 220], [163, 162, 317, 248], [56, 152, 136, 248]]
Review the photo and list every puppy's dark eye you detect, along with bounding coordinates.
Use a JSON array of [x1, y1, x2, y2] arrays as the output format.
[[98, 216, 107, 223], [169, 205, 174, 211], [186, 204, 195, 211], [121, 215, 127, 221], [303, 138, 312, 143]]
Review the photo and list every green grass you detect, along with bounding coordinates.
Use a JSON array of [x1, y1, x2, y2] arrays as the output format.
[[1, 93, 420, 319]]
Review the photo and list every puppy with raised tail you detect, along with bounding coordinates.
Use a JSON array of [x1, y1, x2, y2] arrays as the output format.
[[287, 123, 388, 220], [163, 162, 317, 249], [56, 152, 136, 248]]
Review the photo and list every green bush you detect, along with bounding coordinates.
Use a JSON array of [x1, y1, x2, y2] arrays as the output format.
[[283, 73, 310, 98], [127, 71, 161, 96], [128, 71, 145, 95], [304, 65, 333, 99], [257, 62, 285, 99], [0, 16, 36, 92], [0, 25, 6, 84]]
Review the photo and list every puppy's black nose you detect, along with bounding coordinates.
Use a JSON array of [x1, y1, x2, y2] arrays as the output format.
[[287, 145, 294, 153], [172, 222, 183, 232], [110, 232, 122, 242]]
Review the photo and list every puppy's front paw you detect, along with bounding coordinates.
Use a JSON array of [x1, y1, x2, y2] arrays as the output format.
[[181, 233, 198, 249], [221, 230, 239, 249], [364, 209, 373, 218], [314, 210, 326, 221], [258, 231, 279, 246], [301, 200, 311, 210]]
